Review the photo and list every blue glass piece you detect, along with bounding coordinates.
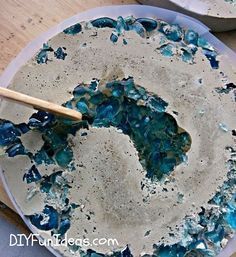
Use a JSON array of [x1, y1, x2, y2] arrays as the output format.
[[23, 165, 42, 184], [63, 23, 82, 35], [136, 18, 158, 32], [110, 32, 118, 43], [54, 47, 67, 60], [121, 245, 132, 257], [57, 218, 70, 236], [55, 147, 73, 167], [76, 100, 90, 114], [160, 44, 174, 57], [36, 43, 53, 64], [34, 150, 54, 165], [184, 30, 199, 45], [91, 17, 117, 28], [16, 123, 30, 134], [202, 50, 219, 69], [0, 121, 21, 146], [40, 171, 63, 193], [6, 142, 25, 157], [28, 205, 59, 230], [28, 111, 55, 128]]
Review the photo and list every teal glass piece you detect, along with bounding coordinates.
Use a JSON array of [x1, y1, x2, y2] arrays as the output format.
[[205, 225, 224, 243], [36, 49, 48, 64], [54, 47, 67, 60], [55, 147, 73, 167], [128, 21, 146, 37], [36, 43, 53, 64], [34, 150, 54, 165], [157, 245, 186, 257], [184, 30, 199, 45], [110, 31, 118, 43], [147, 96, 168, 112], [89, 79, 99, 91], [181, 48, 193, 63], [63, 23, 82, 35], [91, 17, 117, 28], [116, 16, 128, 35], [160, 44, 174, 57], [215, 83, 236, 95], [228, 194, 236, 210], [159, 22, 183, 42], [224, 0, 236, 3], [123, 38, 128, 45], [76, 100, 90, 114], [136, 18, 158, 32], [197, 37, 214, 51], [73, 85, 94, 98], [225, 209, 236, 229]]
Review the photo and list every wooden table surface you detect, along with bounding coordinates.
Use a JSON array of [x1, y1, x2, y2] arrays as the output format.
[[0, 2, 235, 256]]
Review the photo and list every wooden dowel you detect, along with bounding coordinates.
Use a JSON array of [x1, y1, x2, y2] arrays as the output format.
[[0, 87, 82, 121]]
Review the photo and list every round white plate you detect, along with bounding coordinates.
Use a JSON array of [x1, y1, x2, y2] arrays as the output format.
[[0, 5, 235, 257]]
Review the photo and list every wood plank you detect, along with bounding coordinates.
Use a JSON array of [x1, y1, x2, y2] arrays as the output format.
[[0, 0, 137, 74]]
